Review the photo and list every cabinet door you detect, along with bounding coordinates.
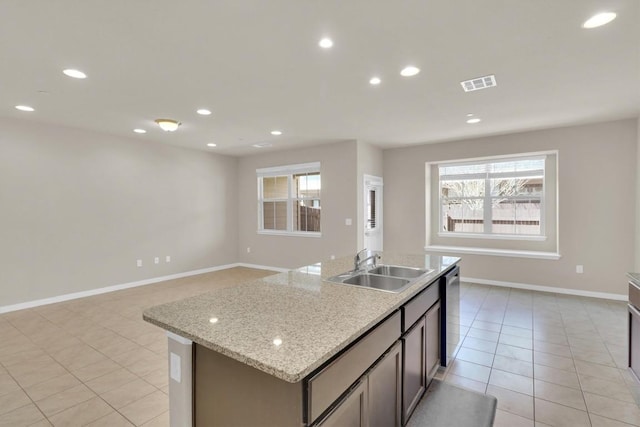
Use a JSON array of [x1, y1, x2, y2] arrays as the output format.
[[368, 341, 402, 427], [317, 379, 368, 427], [426, 302, 441, 385], [402, 316, 426, 424]]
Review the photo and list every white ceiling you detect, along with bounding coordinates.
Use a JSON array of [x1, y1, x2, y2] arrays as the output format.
[[1, 0, 638, 156]]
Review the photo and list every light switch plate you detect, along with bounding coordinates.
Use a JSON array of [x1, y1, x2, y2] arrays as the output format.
[[170, 352, 181, 383], [345, 218, 352, 226]]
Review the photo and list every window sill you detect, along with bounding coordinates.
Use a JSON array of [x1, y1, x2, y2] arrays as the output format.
[[258, 230, 322, 238], [424, 245, 561, 260], [437, 232, 547, 241]]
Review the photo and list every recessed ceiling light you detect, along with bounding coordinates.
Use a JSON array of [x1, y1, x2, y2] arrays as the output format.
[[273, 338, 283, 346], [253, 142, 272, 148], [154, 118, 181, 132], [319, 38, 333, 49], [207, 143, 217, 147], [197, 109, 212, 116], [369, 77, 381, 85], [270, 130, 282, 136], [63, 69, 87, 79], [582, 12, 617, 29], [209, 317, 219, 324], [133, 129, 146, 134], [466, 113, 475, 117], [15, 105, 35, 112], [466, 118, 481, 124], [400, 66, 420, 77]]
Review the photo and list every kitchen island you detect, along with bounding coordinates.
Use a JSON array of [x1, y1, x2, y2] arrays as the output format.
[[143, 253, 459, 426]]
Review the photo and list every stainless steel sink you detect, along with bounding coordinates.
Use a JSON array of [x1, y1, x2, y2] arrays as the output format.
[[343, 274, 411, 292], [326, 264, 433, 293], [368, 265, 431, 279]]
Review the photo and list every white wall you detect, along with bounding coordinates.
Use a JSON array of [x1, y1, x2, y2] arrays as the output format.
[[237, 141, 359, 269], [0, 118, 238, 306], [384, 119, 638, 296]]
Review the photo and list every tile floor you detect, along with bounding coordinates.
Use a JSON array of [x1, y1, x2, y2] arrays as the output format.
[[0, 269, 639, 426]]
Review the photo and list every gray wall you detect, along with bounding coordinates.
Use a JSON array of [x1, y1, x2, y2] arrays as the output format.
[[0, 118, 238, 306], [384, 119, 638, 295], [237, 141, 359, 269]]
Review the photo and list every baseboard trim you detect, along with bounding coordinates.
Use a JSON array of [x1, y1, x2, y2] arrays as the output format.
[[462, 276, 627, 301], [0, 263, 260, 314]]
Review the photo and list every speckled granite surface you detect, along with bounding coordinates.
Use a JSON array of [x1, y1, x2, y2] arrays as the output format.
[[143, 253, 459, 383], [629, 273, 640, 286]]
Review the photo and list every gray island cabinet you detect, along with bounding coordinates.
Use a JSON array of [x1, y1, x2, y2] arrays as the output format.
[[143, 253, 459, 427]]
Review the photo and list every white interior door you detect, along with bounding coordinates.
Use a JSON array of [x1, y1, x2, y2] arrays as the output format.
[[363, 175, 383, 251]]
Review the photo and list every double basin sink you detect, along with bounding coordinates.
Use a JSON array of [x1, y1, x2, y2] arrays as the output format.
[[327, 265, 434, 293]]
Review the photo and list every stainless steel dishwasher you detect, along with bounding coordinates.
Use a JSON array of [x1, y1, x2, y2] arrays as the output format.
[[440, 265, 460, 367]]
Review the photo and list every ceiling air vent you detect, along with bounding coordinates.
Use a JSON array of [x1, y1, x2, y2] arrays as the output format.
[[460, 75, 497, 92]]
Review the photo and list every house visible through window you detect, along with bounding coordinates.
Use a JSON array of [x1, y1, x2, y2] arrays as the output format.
[[257, 162, 321, 235], [439, 156, 545, 237]]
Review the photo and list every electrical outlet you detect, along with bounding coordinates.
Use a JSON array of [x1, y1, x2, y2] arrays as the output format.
[[170, 352, 181, 382], [330, 255, 335, 260], [136, 259, 142, 267], [247, 247, 251, 253], [166, 255, 171, 263], [576, 265, 584, 274]]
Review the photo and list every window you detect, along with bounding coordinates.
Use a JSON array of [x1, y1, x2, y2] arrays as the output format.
[[439, 156, 545, 237], [257, 162, 321, 236]]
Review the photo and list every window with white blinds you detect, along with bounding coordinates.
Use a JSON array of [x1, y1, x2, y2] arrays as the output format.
[[257, 162, 321, 236], [439, 156, 545, 237]]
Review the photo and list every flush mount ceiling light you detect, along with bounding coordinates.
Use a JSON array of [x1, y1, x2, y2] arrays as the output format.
[[400, 66, 420, 77], [369, 77, 382, 85], [582, 12, 617, 28], [461, 75, 497, 92], [207, 143, 217, 147], [197, 109, 212, 115], [270, 130, 282, 136], [154, 119, 181, 132], [133, 128, 146, 134], [318, 37, 334, 49], [15, 105, 35, 112], [63, 69, 87, 79]]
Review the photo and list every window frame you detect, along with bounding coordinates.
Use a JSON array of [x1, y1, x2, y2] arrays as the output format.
[[437, 154, 547, 241], [256, 162, 321, 237]]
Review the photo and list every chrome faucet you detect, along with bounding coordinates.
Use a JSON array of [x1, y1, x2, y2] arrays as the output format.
[[354, 248, 380, 271]]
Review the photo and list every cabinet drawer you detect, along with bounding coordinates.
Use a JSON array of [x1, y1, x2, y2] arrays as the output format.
[[308, 311, 401, 424], [403, 283, 439, 332], [630, 281, 640, 309]]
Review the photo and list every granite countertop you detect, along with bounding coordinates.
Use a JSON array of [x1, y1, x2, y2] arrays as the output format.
[[143, 253, 459, 383], [628, 273, 640, 286]]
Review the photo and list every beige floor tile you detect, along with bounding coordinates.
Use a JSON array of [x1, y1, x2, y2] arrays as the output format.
[[534, 398, 591, 427], [0, 403, 46, 427], [533, 340, 572, 358], [23, 373, 81, 402], [443, 373, 487, 393], [35, 383, 95, 417], [126, 357, 166, 378], [448, 359, 491, 383], [111, 348, 159, 368], [471, 320, 503, 333], [119, 390, 169, 426], [534, 351, 576, 372], [29, 420, 53, 427], [493, 355, 533, 378], [499, 334, 533, 350], [48, 396, 112, 427], [455, 347, 494, 367], [533, 332, 568, 346], [533, 379, 586, 411], [0, 373, 21, 397], [574, 360, 624, 383], [496, 343, 533, 363], [502, 325, 534, 339], [140, 411, 169, 427], [85, 411, 135, 427], [493, 409, 534, 427], [465, 327, 499, 343], [0, 389, 32, 416], [9, 361, 68, 389], [533, 364, 580, 389], [70, 358, 121, 383], [579, 374, 636, 404], [583, 392, 640, 426], [590, 413, 640, 427], [573, 349, 617, 367], [50, 345, 108, 371], [489, 370, 533, 395], [142, 369, 168, 390], [487, 384, 534, 420], [0, 350, 52, 368], [101, 379, 157, 409], [85, 368, 138, 395], [462, 336, 498, 353]]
